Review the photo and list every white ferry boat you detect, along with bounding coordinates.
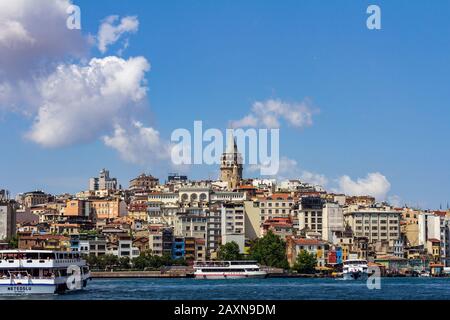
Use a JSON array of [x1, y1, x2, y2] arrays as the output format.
[[0, 250, 90, 295], [342, 259, 369, 280], [193, 261, 267, 279]]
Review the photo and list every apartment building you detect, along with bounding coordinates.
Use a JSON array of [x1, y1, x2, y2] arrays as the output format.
[[322, 202, 344, 242], [258, 193, 296, 222], [0, 200, 16, 240], [221, 203, 245, 253], [344, 205, 401, 244], [297, 196, 325, 235], [91, 198, 127, 220], [174, 214, 207, 240]]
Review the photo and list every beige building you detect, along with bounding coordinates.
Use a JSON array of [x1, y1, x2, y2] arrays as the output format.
[[344, 205, 401, 244], [129, 173, 159, 191], [91, 199, 127, 220], [243, 200, 261, 240], [22, 191, 49, 208], [174, 215, 207, 240], [258, 193, 296, 223], [64, 199, 91, 217]]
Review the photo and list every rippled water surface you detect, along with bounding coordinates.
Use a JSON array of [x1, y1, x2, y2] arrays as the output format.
[[3, 277, 450, 300]]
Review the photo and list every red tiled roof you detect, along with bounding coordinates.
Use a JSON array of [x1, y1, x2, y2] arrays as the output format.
[[238, 185, 256, 190], [19, 234, 69, 241], [292, 238, 323, 246]]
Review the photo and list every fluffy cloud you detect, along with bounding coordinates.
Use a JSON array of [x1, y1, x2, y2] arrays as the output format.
[[27, 56, 150, 147], [249, 156, 328, 186], [97, 15, 139, 54], [103, 121, 170, 165], [388, 195, 402, 207], [336, 172, 391, 200], [277, 157, 328, 186], [231, 99, 316, 129], [0, 0, 172, 171], [0, 0, 87, 81]]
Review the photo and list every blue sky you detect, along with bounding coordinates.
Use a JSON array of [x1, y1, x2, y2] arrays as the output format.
[[0, 0, 449, 209]]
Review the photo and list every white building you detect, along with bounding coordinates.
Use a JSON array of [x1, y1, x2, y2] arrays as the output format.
[[322, 202, 344, 243], [0, 201, 16, 240], [221, 203, 245, 253], [89, 169, 118, 191], [418, 213, 440, 246]]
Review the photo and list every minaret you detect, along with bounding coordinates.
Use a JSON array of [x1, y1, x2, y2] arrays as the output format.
[[220, 131, 243, 190]]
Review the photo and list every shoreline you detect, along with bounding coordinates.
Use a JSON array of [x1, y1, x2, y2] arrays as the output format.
[[90, 271, 446, 279]]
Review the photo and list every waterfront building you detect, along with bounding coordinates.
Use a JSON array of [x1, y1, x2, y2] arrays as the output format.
[[117, 236, 140, 258], [286, 237, 329, 268], [70, 234, 107, 256], [322, 202, 344, 243], [243, 200, 262, 240], [172, 236, 185, 259], [427, 238, 441, 263], [18, 234, 70, 251], [148, 225, 173, 257], [0, 198, 16, 240], [89, 168, 118, 191], [195, 238, 206, 261], [418, 212, 440, 246], [344, 204, 401, 244], [297, 196, 325, 235], [205, 208, 221, 258], [332, 228, 354, 261], [261, 217, 294, 239], [221, 203, 245, 253], [174, 215, 207, 240]]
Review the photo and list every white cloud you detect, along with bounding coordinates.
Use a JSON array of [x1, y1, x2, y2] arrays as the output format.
[[388, 195, 402, 207], [27, 56, 150, 147], [299, 171, 329, 187], [97, 15, 139, 54], [103, 121, 170, 165], [249, 156, 328, 187], [0, 20, 35, 46], [336, 172, 391, 200], [0, 0, 87, 81], [0, 0, 176, 172], [231, 99, 316, 129]]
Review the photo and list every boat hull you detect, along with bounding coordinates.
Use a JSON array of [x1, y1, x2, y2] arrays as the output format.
[[195, 272, 267, 279], [0, 284, 57, 295], [343, 271, 368, 281]]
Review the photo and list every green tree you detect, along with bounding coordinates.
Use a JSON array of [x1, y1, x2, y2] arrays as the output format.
[[218, 242, 241, 261], [7, 235, 19, 249], [293, 250, 317, 274], [248, 231, 289, 269], [98, 254, 119, 270], [118, 256, 131, 270]]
